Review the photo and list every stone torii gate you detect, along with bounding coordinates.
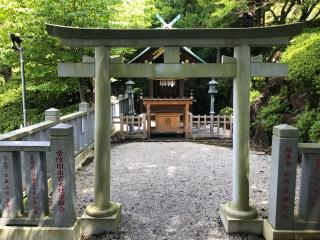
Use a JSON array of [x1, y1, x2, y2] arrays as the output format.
[[47, 23, 303, 234]]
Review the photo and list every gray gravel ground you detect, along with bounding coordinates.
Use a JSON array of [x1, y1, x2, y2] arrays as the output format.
[[76, 142, 271, 240]]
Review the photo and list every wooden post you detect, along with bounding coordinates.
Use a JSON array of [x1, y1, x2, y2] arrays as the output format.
[[217, 116, 220, 136], [184, 104, 189, 138], [131, 115, 134, 133], [189, 113, 193, 136], [147, 104, 151, 138], [143, 113, 147, 137], [120, 113, 123, 133], [138, 115, 141, 134], [204, 115, 207, 132], [224, 115, 227, 136]]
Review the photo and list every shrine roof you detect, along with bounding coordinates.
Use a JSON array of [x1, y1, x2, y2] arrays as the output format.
[[128, 47, 206, 64]]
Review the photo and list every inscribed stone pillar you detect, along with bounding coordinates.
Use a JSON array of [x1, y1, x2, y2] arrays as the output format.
[[85, 46, 119, 218], [224, 45, 257, 219], [24, 151, 48, 219], [50, 123, 76, 227], [0, 152, 23, 218], [268, 124, 298, 230], [298, 143, 320, 222]]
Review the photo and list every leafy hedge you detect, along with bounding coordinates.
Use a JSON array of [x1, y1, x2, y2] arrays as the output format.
[[281, 28, 320, 107], [0, 78, 79, 133], [295, 110, 320, 143], [253, 28, 320, 143]]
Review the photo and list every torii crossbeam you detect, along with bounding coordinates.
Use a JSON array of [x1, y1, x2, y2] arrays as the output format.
[[46, 22, 303, 235]]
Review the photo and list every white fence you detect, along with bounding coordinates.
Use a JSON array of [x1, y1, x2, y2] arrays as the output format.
[[119, 113, 147, 139], [190, 114, 232, 139], [117, 113, 233, 139]]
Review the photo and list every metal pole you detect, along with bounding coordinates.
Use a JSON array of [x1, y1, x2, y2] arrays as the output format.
[[19, 46, 28, 127]]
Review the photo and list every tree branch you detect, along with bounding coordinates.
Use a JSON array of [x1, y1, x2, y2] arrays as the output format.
[[309, 9, 320, 21]]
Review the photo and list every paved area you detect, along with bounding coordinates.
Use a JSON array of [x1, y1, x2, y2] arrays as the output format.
[[76, 142, 271, 240]]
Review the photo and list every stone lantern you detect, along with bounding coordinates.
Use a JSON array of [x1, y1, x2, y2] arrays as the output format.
[[208, 78, 218, 115], [125, 79, 135, 115]]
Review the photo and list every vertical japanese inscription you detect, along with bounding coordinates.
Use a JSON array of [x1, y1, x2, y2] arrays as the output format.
[[3, 155, 11, 213], [30, 154, 38, 214], [0, 152, 22, 218], [281, 145, 292, 220], [56, 150, 65, 213]]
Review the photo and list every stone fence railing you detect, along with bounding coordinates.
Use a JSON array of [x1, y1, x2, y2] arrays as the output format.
[[0, 102, 95, 165], [0, 123, 76, 228]]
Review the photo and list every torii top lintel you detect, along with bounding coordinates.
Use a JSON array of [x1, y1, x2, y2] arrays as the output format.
[[46, 23, 303, 48]]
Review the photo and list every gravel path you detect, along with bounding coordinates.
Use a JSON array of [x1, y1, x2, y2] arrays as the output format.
[[76, 142, 271, 240]]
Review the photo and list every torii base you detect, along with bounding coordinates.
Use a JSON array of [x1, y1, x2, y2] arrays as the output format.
[[81, 202, 121, 235], [219, 204, 263, 234]]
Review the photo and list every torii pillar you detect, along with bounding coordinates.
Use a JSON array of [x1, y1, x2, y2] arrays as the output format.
[[85, 46, 119, 216], [220, 45, 258, 226], [80, 46, 121, 234]]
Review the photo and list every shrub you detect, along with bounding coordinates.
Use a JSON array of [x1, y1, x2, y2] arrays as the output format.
[[281, 28, 320, 107], [254, 95, 288, 138], [219, 106, 233, 116], [294, 109, 318, 142], [309, 120, 320, 143]]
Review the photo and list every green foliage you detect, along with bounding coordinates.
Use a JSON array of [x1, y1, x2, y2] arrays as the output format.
[[281, 28, 320, 107], [309, 120, 320, 143], [219, 107, 233, 116], [0, 78, 80, 133], [250, 90, 260, 103], [295, 109, 318, 142], [251, 77, 267, 92], [295, 109, 320, 143], [254, 94, 288, 136], [154, 0, 246, 28]]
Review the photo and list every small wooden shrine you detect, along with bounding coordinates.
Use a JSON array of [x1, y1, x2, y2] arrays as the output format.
[[126, 14, 206, 138], [129, 45, 205, 137]]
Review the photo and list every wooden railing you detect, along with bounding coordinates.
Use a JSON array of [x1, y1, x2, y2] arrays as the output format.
[[119, 114, 147, 139], [116, 113, 232, 139], [190, 114, 232, 139]]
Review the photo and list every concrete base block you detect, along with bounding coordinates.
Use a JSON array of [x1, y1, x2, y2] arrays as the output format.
[[263, 219, 320, 240], [80, 203, 121, 235], [219, 204, 263, 234], [0, 219, 81, 240]]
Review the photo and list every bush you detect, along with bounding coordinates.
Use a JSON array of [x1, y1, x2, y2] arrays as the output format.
[[0, 78, 80, 134], [309, 120, 320, 143], [294, 109, 318, 142], [219, 107, 233, 116], [281, 28, 320, 107], [250, 90, 260, 103], [254, 95, 288, 137]]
